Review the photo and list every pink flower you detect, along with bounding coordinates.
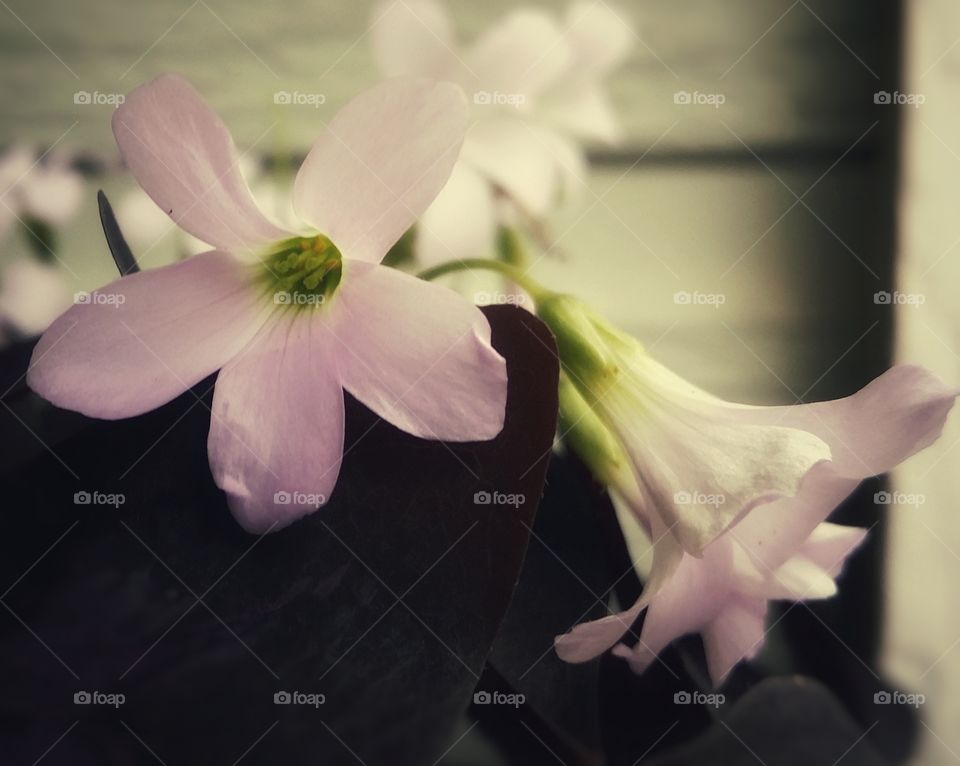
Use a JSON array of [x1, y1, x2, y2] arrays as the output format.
[[554, 365, 957, 682], [27, 74, 508, 533]]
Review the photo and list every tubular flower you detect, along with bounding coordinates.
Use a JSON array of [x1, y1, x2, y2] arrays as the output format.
[[27, 74, 508, 533], [543, 296, 957, 679]]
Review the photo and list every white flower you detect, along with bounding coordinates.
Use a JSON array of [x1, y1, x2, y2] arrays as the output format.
[[0, 145, 84, 237], [371, 0, 633, 264], [0, 258, 73, 341]]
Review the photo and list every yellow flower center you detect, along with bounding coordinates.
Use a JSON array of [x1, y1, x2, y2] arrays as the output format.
[[260, 235, 343, 310]]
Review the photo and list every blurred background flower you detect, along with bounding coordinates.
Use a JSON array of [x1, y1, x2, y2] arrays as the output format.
[[0, 144, 83, 343]]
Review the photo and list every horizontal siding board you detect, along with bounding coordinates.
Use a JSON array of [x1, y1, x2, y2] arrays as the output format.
[[0, 0, 894, 153]]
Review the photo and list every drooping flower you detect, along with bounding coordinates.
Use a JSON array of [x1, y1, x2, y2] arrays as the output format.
[[27, 74, 508, 533], [542, 294, 833, 555], [544, 295, 957, 680], [370, 0, 633, 265]]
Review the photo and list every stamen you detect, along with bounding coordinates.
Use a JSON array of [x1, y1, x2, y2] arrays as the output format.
[[260, 235, 343, 310]]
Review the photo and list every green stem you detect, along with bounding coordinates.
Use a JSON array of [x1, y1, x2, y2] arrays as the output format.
[[417, 258, 551, 302]]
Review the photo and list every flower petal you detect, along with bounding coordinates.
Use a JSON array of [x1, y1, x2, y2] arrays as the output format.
[[609, 540, 735, 674], [462, 118, 564, 215], [556, 600, 646, 665], [738, 520, 867, 602], [208, 312, 344, 534], [554, 512, 685, 663], [540, 82, 623, 144], [535, 129, 588, 204], [293, 78, 468, 263], [700, 598, 767, 684], [796, 522, 869, 577], [417, 162, 495, 266], [762, 365, 958, 479], [0, 145, 34, 195], [330, 261, 507, 441], [757, 555, 838, 601], [371, 0, 457, 78], [563, 1, 634, 77], [18, 164, 84, 226], [464, 9, 571, 99], [726, 467, 860, 574], [27, 251, 265, 419], [112, 74, 289, 253], [614, 402, 833, 556], [719, 367, 955, 570]]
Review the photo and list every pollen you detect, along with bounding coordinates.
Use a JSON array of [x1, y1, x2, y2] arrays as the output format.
[[260, 234, 343, 310]]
